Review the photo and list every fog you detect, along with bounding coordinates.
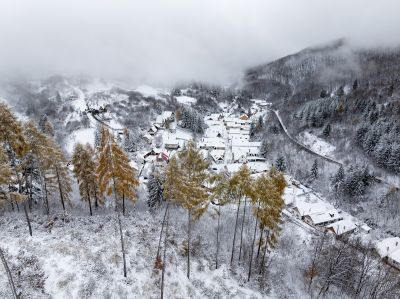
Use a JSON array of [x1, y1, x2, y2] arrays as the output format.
[[0, 0, 399, 86]]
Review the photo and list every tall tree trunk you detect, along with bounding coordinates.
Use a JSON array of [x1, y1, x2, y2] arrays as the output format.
[[156, 202, 170, 260], [230, 194, 242, 265], [94, 189, 99, 209], [259, 230, 270, 274], [25, 169, 32, 211], [161, 207, 170, 299], [238, 197, 248, 262], [122, 192, 125, 216], [187, 210, 191, 279], [118, 213, 127, 278], [23, 202, 32, 237], [256, 229, 264, 260], [247, 201, 260, 282], [86, 190, 93, 216], [215, 205, 221, 270], [55, 168, 65, 212], [0, 247, 19, 299], [44, 181, 49, 216]]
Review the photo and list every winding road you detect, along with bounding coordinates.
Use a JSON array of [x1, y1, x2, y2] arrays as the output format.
[[268, 108, 400, 190]]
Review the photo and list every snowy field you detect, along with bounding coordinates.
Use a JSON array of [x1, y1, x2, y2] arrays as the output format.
[[0, 202, 278, 299], [298, 132, 335, 157]]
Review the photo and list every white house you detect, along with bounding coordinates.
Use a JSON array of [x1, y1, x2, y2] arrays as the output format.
[[199, 138, 225, 150], [375, 237, 400, 258], [165, 137, 179, 150], [325, 219, 357, 236], [232, 150, 248, 163], [303, 209, 343, 227], [292, 201, 330, 219], [388, 249, 400, 270], [210, 150, 225, 164], [148, 125, 158, 136], [155, 111, 175, 127]]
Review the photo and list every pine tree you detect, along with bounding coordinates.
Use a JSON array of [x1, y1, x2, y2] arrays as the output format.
[[353, 80, 358, 90], [123, 128, 137, 153], [331, 165, 345, 190], [23, 121, 57, 215], [310, 159, 319, 181], [0, 147, 12, 207], [336, 86, 344, 97], [147, 169, 164, 210], [38, 114, 54, 136], [0, 103, 27, 157], [247, 169, 286, 280], [323, 124, 331, 137], [72, 143, 102, 215], [97, 127, 139, 214], [166, 142, 209, 279], [256, 168, 286, 275], [275, 156, 286, 172], [94, 124, 102, 148], [260, 138, 269, 158]]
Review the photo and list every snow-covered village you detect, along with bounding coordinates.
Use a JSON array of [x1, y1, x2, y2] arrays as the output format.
[[1, 1, 400, 299]]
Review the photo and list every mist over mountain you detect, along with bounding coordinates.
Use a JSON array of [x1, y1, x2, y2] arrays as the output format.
[[1, 2, 400, 299], [1, 0, 400, 86]]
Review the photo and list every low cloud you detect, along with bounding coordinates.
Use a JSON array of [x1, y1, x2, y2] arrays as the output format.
[[0, 0, 399, 86]]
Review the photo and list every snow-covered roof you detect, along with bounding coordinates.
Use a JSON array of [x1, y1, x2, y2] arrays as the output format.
[[375, 237, 400, 258], [293, 201, 333, 217], [388, 249, 400, 264], [210, 150, 225, 161], [155, 115, 164, 124], [228, 128, 242, 134], [149, 125, 158, 132], [307, 209, 342, 225], [360, 224, 372, 232], [199, 137, 225, 148], [163, 111, 173, 118], [231, 140, 261, 148], [165, 136, 178, 145], [326, 219, 357, 235]]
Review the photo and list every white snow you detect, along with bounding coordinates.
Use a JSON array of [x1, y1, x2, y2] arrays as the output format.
[[134, 85, 168, 100], [65, 128, 95, 155], [176, 95, 197, 105], [299, 132, 335, 157]]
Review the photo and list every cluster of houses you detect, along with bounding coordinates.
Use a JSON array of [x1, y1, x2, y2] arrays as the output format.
[[286, 186, 368, 238], [143, 111, 175, 144], [285, 181, 400, 271], [200, 112, 265, 165]]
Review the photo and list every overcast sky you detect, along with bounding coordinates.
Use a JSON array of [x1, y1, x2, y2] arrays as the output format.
[[0, 0, 399, 86]]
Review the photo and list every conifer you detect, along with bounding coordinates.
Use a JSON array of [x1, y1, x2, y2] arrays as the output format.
[[0, 103, 27, 157], [72, 143, 101, 215], [165, 142, 209, 279], [97, 127, 139, 214]]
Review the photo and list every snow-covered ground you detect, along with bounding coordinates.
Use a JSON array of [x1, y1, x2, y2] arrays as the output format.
[[0, 202, 274, 299], [135, 85, 169, 101], [65, 127, 95, 154], [298, 132, 335, 157], [176, 95, 197, 105]]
